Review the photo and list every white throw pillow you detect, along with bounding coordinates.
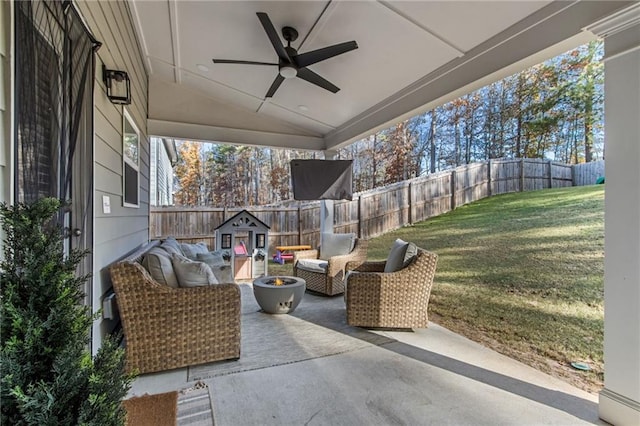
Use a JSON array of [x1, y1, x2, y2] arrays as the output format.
[[171, 253, 218, 287], [319, 233, 355, 260]]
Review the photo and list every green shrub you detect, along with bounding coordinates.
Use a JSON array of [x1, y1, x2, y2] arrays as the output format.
[[1, 198, 134, 425]]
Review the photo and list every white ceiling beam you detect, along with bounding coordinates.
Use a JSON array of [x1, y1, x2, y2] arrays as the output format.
[[148, 119, 325, 151], [585, 2, 640, 38], [128, 0, 153, 74], [168, 0, 180, 84]]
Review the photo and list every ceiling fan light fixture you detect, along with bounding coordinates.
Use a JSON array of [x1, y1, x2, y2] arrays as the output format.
[[279, 65, 297, 79], [213, 13, 357, 98]]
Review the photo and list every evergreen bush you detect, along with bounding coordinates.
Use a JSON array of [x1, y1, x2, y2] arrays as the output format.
[[0, 198, 134, 425]]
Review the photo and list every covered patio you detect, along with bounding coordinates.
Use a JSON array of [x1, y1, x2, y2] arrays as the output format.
[[1, 1, 639, 424], [131, 283, 601, 425]]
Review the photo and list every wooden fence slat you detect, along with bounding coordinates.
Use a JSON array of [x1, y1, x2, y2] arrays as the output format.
[[150, 158, 603, 253]]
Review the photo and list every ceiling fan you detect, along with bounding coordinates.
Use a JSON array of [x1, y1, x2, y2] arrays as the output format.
[[212, 12, 358, 98]]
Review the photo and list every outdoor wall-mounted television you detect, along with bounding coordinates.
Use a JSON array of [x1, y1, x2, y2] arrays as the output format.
[[290, 159, 353, 201]]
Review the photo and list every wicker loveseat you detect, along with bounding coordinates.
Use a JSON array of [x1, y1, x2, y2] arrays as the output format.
[[293, 233, 368, 296], [109, 241, 241, 375], [345, 247, 438, 329]]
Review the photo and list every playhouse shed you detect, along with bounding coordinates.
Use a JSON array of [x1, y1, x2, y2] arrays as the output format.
[[215, 210, 270, 280]]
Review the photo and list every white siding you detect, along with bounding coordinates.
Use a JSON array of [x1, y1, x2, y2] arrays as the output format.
[[150, 137, 158, 205], [157, 146, 174, 205], [150, 137, 175, 206], [73, 0, 149, 352]]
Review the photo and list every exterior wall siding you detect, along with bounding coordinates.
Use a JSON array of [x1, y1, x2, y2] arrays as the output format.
[[150, 137, 158, 205], [73, 0, 149, 352], [158, 139, 174, 206], [150, 137, 174, 206]]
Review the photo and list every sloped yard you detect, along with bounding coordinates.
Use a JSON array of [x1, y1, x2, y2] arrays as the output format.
[[366, 185, 605, 393], [271, 185, 604, 393]]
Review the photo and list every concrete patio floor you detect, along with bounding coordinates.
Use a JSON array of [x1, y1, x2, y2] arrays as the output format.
[[129, 289, 603, 426]]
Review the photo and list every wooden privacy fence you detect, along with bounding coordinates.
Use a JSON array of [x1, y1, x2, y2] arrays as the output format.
[[572, 160, 605, 186], [150, 158, 604, 252]]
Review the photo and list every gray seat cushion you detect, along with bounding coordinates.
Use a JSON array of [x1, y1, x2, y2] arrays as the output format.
[[296, 258, 329, 274]]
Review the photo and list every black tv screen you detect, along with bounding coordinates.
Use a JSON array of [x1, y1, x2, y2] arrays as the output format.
[[290, 159, 353, 200]]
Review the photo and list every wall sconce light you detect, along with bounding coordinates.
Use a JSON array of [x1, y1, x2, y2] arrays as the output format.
[[102, 65, 131, 105]]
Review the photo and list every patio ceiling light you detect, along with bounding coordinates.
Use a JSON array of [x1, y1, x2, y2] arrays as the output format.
[[279, 65, 297, 79], [102, 65, 131, 105]]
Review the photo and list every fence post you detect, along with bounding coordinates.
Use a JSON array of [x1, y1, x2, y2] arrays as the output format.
[[520, 158, 525, 192], [571, 164, 576, 186], [357, 195, 363, 238], [223, 206, 228, 221], [487, 160, 492, 197], [408, 181, 413, 225], [298, 204, 303, 245], [548, 159, 553, 188], [450, 170, 457, 210]]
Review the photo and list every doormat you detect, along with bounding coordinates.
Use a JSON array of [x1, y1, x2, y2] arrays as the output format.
[[177, 382, 214, 425]]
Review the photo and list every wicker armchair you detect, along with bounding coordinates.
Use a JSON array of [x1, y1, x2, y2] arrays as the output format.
[[293, 238, 368, 296], [345, 248, 438, 329], [109, 244, 241, 375]]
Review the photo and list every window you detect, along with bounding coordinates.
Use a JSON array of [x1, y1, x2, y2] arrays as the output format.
[[256, 233, 266, 248], [123, 109, 140, 207], [221, 234, 232, 249]]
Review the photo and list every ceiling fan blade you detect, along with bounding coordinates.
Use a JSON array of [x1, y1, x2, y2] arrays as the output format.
[[256, 12, 291, 63], [294, 41, 358, 68], [296, 68, 339, 93], [265, 74, 285, 98], [213, 59, 278, 66]]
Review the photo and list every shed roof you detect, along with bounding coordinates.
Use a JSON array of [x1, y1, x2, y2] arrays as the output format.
[[215, 210, 270, 231]]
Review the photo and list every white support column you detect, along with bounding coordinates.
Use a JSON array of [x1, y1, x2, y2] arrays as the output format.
[[319, 150, 338, 239], [590, 5, 640, 425]]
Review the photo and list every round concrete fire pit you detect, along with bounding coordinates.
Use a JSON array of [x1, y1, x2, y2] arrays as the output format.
[[253, 276, 306, 314]]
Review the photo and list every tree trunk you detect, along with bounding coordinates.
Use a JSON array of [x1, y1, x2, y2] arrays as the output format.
[[584, 93, 594, 162], [430, 109, 437, 173], [515, 74, 525, 158], [372, 134, 378, 187]]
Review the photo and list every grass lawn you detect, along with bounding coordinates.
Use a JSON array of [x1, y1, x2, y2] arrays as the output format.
[[270, 185, 605, 393]]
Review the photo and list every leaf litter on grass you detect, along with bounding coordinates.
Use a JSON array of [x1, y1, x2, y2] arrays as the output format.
[[367, 185, 605, 393]]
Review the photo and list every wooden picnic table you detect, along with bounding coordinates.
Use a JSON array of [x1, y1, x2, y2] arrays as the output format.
[[275, 245, 312, 252], [273, 245, 312, 264]]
